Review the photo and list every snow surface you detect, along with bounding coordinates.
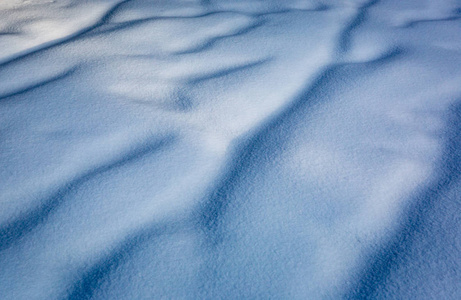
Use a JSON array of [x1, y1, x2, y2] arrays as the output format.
[[0, 0, 460, 299]]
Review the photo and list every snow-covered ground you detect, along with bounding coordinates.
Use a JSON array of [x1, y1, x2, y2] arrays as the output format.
[[0, 0, 460, 299]]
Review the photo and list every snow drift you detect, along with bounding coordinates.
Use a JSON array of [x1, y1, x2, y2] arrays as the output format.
[[0, 0, 460, 299]]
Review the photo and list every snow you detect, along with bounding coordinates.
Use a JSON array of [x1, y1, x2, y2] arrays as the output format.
[[0, 0, 460, 299]]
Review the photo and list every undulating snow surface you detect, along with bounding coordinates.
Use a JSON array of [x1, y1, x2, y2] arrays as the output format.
[[1, 0, 460, 299]]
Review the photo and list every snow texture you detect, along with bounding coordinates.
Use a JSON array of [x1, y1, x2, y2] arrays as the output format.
[[0, 0, 460, 299]]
